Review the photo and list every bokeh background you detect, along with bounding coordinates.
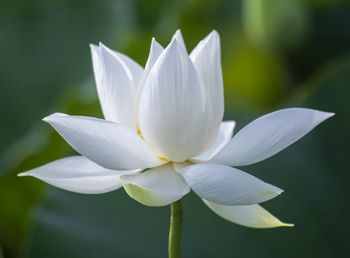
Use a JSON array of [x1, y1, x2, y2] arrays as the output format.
[[1, 0, 349, 257]]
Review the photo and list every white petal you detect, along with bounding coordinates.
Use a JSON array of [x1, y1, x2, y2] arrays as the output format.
[[178, 163, 282, 206], [203, 200, 294, 228], [190, 31, 224, 149], [139, 39, 211, 162], [212, 108, 335, 166], [90, 44, 105, 100], [43, 114, 163, 170], [191, 121, 235, 162], [90, 43, 136, 129], [18, 156, 139, 194], [91, 43, 143, 88], [134, 38, 164, 123], [121, 164, 190, 206], [172, 29, 187, 53], [114, 51, 143, 87], [139, 38, 164, 87]]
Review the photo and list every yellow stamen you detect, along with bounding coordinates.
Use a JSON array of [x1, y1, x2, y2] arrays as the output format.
[[136, 124, 144, 140], [158, 156, 169, 162]]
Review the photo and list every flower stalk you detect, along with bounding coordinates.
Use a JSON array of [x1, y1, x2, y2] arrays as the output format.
[[168, 200, 183, 258]]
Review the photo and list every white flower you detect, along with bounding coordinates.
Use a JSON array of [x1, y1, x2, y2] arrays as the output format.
[[19, 30, 333, 228]]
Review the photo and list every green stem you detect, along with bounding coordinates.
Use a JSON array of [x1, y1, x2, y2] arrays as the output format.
[[168, 199, 183, 258]]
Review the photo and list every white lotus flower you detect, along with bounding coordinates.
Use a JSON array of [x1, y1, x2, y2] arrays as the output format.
[[19, 30, 333, 228]]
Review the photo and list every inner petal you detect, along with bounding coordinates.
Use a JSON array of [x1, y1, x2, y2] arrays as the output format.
[[138, 39, 212, 162]]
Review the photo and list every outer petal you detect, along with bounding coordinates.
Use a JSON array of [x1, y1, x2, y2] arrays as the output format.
[[43, 114, 163, 170], [139, 39, 211, 162], [121, 164, 190, 206], [114, 51, 143, 87], [90, 44, 105, 98], [172, 29, 187, 52], [203, 200, 294, 228], [138, 38, 164, 89], [91, 43, 143, 90], [90, 43, 136, 129], [190, 31, 224, 149], [18, 156, 139, 194], [134, 38, 164, 123], [178, 163, 282, 206], [211, 108, 335, 166], [190, 121, 235, 162]]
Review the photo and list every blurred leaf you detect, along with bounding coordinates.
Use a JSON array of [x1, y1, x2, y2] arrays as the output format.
[[0, 0, 135, 254], [0, 0, 134, 166], [284, 5, 350, 84], [243, 0, 310, 52], [0, 80, 101, 257], [306, 0, 350, 7], [223, 32, 287, 110]]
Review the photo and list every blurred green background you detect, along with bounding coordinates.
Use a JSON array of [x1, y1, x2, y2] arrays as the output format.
[[0, 0, 349, 257]]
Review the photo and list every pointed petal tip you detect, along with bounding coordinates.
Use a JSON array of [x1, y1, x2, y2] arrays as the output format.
[[98, 42, 105, 50], [17, 172, 29, 177], [164, 38, 182, 55], [42, 113, 67, 122], [210, 29, 219, 36], [150, 37, 163, 49], [258, 182, 283, 199], [171, 29, 187, 52], [314, 110, 335, 123], [275, 186, 284, 195], [261, 185, 283, 202], [267, 220, 294, 228], [168, 37, 188, 54], [99, 42, 107, 50], [281, 222, 295, 227], [174, 29, 182, 36], [89, 43, 98, 49], [98, 42, 111, 53], [42, 115, 53, 122], [325, 111, 335, 118], [205, 30, 220, 43]]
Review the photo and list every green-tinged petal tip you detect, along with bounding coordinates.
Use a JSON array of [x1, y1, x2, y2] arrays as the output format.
[[17, 172, 29, 177]]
